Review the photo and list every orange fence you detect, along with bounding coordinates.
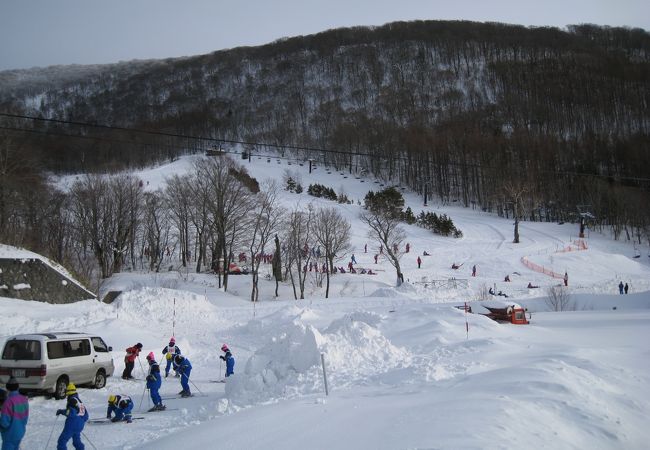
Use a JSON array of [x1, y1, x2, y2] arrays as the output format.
[[521, 239, 588, 279], [520, 256, 565, 279]]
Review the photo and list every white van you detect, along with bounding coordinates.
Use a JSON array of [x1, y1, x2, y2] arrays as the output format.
[[0, 332, 115, 399]]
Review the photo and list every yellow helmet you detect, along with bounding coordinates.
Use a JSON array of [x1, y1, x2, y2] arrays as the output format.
[[66, 383, 77, 396], [108, 394, 117, 405]]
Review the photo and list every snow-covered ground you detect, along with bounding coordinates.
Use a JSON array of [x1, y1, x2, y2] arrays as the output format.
[[2, 153, 650, 449]]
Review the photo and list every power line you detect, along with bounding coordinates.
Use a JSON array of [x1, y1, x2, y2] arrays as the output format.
[[2, 112, 649, 184]]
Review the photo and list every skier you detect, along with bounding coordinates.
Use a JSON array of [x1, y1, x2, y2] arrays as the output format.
[[174, 355, 193, 397], [122, 343, 142, 380], [348, 261, 353, 271], [618, 281, 624, 294], [504, 275, 511, 282], [374, 254, 378, 264], [364, 243, 367, 253], [162, 337, 181, 378], [219, 344, 235, 378], [146, 352, 165, 412], [625, 283, 629, 294], [405, 243, 410, 253], [106, 395, 133, 423], [417, 256, 422, 269], [1, 377, 29, 450], [56, 396, 88, 449], [472, 265, 477, 277], [351, 254, 357, 264]]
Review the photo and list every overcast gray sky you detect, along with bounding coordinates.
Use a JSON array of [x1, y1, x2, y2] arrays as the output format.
[[1, 0, 648, 71]]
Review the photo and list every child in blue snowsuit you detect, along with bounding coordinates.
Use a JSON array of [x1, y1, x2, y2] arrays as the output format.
[[162, 337, 181, 378], [56, 397, 88, 450], [146, 352, 165, 411], [174, 355, 192, 397], [106, 395, 133, 423], [220, 344, 235, 377]]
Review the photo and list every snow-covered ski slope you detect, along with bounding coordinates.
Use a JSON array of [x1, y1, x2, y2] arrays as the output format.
[[3, 153, 649, 450]]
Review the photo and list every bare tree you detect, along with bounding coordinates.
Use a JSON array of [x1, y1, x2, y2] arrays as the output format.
[[198, 156, 253, 291], [109, 174, 143, 274], [360, 209, 406, 286], [313, 206, 351, 298], [284, 204, 315, 299], [164, 174, 192, 267], [69, 175, 113, 278], [545, 285, 575, 311], [143, 190, 173, 272], [246, 182, 283, 301], [503, 180, 528, 244]]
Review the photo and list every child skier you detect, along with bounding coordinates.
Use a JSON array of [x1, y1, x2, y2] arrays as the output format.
[[174, 355, 193, 397], [162, 337, 181, 378], [56, 396, 88, 449], [106, 395, 134, 423], [220, 344, 235, 378], [1, 377, 29, 450], [146, 352, 165, 412], [122, 343, 143, 380]]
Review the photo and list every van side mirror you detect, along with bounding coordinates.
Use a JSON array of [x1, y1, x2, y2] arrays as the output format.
[[108, 346, 113, 352]]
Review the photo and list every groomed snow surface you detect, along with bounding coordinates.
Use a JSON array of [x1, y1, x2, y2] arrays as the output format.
[[2, 154, 650, 449]]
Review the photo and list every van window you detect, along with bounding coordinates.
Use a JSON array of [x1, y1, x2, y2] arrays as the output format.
[[2, 340, 41, 360], [47, 339, 92, 359], [91, 337, 109, 353]]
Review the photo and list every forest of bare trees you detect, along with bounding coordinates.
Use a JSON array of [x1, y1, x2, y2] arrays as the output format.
[[1, 20, 649, 273]]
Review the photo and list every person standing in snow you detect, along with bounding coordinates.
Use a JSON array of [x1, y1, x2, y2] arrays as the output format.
[[220, 344, 235, 378], [417, 256, 422, 269], [405, 243, 410, 253], [472, 265, 477, 277], [162, 337, 181, 378], [146, 352, 165, 411], [563, 271, 568, 287], [1, 377, 29, 450], [374, 254, 378, 264], [56, 396, 88, 449], [625, 283, 629, 294], [122, 343, 142, 380], [174, 355, 193, 397], [618, 281, 624, 294], [351, 254, 357, 264], [106, 395, 133, 423]]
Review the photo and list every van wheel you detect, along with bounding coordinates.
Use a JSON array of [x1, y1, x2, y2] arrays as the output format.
[[93, 370, 106, 389], [54, 376, 68, 400]]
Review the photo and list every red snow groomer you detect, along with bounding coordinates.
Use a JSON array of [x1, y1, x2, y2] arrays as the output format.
[[482, 303, 529, 325], [458, 301, 530, 325]]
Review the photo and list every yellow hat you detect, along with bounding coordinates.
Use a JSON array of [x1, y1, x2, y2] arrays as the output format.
[[66, 383, 77, 396], [108, 394, 117, 405]]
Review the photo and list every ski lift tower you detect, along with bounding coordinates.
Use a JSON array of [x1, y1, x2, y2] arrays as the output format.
[[576, 205, 595, 238]]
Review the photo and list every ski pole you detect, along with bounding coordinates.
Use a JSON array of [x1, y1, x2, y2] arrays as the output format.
[[81, 430, 98, 450], [181, 372, 205, 396], [45, 414, 60, 449], [219, 358, 222, 379], [138, 384, 148, 411], [137, 355, 147, 378]]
